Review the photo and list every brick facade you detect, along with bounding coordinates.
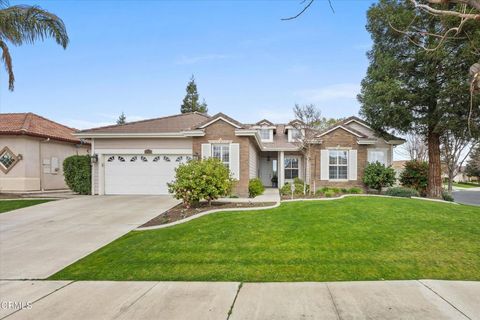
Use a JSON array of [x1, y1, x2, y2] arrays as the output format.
[[192, 119, 252, 197], [309, 128, 368, 190]]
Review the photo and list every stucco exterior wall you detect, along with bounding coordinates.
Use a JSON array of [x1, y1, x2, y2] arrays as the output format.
[[39, 140, 89, 190], [0, 136, 40, 191], [93, 138, 192, 150], [192, 120, 251, 197], [0, 135, 89, 192]]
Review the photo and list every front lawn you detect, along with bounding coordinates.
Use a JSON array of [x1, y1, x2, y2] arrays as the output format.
[[50, 197, 480, 282], [452, 182, 480, 189], [0, 199, 53, 213]]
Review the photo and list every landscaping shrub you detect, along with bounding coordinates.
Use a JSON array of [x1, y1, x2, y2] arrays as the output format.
[[385, 187, 419, 198], [442, 191, 454, 202], [280, 183, 292, 196], [347, 187, 363, 194], [280, 182, 309, 196], [330, 187, 341, 194], [63, 155, 91, 195], [399, 160, 428, 196], [168, 158, 233, 208], [363, 161, 396, 193], [324, 190, 335, 197], [248, 178, 265, 198], [341, 188, 348, 193], [320, 187, 331, 193], [315, 189, 324, 196]]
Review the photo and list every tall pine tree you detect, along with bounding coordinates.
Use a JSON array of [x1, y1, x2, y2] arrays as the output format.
[[180, 75, 208, 113], [116, 112, 126, 125], [358, 0, 480, 198]]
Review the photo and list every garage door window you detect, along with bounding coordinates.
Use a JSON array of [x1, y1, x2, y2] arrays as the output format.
[[212, 144, 230, 168]]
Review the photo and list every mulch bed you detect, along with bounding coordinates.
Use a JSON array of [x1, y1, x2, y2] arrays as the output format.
[[140, 201, 277, 228]]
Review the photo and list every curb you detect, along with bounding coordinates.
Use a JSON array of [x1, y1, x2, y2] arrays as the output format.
[[135, 201, 281, 231]]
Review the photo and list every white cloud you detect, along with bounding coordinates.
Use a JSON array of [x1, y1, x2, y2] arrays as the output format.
[[295, 83, 360, 103], [175, 54, 234, 65]]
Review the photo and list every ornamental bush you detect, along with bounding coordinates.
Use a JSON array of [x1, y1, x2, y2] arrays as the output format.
[[385, 186, 419, 198], [167, 158, 233, 208], [347, 187, 363, 194], [248, 178, 265, 198], [399, 160, 429, 196], [63, 155, 91, 195], [363, 161, 396, 193]]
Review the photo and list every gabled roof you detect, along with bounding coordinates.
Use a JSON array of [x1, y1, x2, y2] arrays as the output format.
[[256, 119, 274, 126], [78, 112, 210, 134], [316, 125, 367, 138], [0, 113, 84, 144], [315, 116, 403, 141], [195, 112, 244, 129]]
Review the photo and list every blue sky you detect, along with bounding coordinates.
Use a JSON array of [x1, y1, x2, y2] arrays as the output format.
[[0, 0, 375, 129]]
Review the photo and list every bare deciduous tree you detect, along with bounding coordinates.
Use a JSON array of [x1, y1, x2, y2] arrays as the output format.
[[399, 133, 429, 161], [441, 130, 478, 193], [292, 104, 323, 194]]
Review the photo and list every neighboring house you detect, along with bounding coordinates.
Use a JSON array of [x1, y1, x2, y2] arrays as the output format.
[[77, 112, 404, 197], [0, 113, 90, 192], [392, 160, 408, 181]]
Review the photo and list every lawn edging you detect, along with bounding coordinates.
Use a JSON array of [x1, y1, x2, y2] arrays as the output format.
[[282, 193, 459, 205], [136, 194, 458, 231], [135, 201, 281, 231]]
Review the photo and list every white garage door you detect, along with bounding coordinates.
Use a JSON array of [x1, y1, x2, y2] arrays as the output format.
[[104, 154, 191, 195]]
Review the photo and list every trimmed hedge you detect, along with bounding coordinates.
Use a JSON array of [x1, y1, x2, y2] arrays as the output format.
[[385, 187, 419, 198], [63, 155, 91, 195], [248, 178, 265, 198]]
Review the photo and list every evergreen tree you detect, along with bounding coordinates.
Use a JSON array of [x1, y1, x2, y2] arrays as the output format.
[[180, 75, 208, 113], [116, 112, 126, 125], [465, 147, 480, 181], [358, 0, 480, 198]]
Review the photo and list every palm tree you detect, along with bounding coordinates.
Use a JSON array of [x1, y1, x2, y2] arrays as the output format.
[[0, 0, 68, 91]]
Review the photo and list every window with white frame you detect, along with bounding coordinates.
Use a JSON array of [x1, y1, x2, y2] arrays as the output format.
[[329, 150, 348, 180], [258, 128, 271, 141], [289, 128, 302, 142], [212, 144, 230, 168], [368, 149, 386, 165], [284, 157, 299, 179]]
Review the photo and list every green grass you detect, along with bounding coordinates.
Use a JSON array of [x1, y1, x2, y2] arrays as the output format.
[[0, 199, 53, 213], [50, 197, 480, 282], [452, 182, 480, 189]]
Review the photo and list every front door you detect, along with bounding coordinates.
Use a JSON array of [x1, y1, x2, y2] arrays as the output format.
[[260, 157, 275, 187]]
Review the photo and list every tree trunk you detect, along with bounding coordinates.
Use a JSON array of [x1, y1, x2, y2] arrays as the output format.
[[447, 176, 453, 194], [427, 130, 443, 198]]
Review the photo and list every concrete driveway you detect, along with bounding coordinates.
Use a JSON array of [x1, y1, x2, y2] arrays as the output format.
[[0, 196, 178, 280]]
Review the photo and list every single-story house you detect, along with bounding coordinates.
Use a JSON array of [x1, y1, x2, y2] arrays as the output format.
[[0, 113, 90, 192], [76, 112, 404, 197]]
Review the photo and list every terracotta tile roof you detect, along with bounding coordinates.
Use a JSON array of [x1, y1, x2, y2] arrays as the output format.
[[0, 113, 84, 144], [78, 112, 210, 134]]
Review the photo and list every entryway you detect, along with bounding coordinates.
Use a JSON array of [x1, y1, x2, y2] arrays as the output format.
[[259, 156, 277, 187]]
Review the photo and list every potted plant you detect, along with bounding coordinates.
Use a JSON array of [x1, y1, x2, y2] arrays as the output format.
[[271, 174, 278, 188]]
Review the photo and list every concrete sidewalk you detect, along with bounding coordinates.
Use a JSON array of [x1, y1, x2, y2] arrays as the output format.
[[1, 280, 478, 319]]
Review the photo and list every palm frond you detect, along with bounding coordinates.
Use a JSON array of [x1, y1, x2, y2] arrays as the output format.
[[0, 39, 14, 90], [0, 5, 69, 48]]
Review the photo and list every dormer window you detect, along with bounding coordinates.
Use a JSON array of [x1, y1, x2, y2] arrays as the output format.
[[258, 128, 273, 142], [288, 128, 303, 142]]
